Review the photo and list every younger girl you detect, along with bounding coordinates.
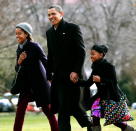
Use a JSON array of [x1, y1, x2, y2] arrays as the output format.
[[77, 44, 135, 131]]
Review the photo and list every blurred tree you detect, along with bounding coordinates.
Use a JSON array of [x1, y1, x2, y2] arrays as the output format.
[[0, 0, 136, 102]]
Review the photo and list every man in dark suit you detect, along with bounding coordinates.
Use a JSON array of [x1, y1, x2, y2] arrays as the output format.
[[46, 5, 92, 131]]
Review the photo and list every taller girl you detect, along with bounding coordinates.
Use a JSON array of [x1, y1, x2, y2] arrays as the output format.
[[13, 22, 58, 131]]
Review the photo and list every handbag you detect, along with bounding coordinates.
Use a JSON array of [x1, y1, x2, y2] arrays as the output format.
[[101, 95, 134, 126], [89, 83, 98, 97], [10, 66, 22, 94]]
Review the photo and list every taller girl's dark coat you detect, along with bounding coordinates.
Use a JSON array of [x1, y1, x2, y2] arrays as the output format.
[[46, 19, 86, 114], [16, 40, 50, 107], [80, 59, 123, 109]]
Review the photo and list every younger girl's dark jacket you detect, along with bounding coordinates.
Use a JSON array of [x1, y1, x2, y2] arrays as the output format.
[[79, 59, 123, 108], [15, 40, 50, 107]]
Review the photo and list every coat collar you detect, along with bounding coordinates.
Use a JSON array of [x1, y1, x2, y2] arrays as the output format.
[[51, 19, 66, 32], [17, 40, 30, 53], [91, 58, 107, 69]]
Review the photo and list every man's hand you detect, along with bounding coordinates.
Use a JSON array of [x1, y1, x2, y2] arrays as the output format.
[[70, 72, 79, 83]]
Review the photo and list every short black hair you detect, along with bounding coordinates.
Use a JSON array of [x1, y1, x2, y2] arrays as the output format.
[[48, 4, 63, 12], [91, 44, 109, 56]]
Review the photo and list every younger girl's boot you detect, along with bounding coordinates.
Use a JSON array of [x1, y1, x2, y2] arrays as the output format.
[[87, 126, 93, 131], [124, 125, 136, 131], [91, 126, 101, 131]]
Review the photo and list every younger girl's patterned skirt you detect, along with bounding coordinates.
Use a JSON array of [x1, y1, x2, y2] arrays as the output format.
[[91, 97, 133, 126]]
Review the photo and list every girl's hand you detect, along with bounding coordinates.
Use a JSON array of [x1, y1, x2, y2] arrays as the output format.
[[18, 51, 27, 65], [92, 75, 101, 82]]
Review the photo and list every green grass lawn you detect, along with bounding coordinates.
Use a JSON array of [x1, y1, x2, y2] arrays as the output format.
[[0, 110, 135, 131]]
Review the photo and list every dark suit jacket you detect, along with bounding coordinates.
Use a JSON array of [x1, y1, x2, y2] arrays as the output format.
[[46, 19, 86, 114], [15, 40, 50, 107]]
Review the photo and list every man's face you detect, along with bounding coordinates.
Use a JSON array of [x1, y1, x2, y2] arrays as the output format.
[[48, 8, 64, 27]]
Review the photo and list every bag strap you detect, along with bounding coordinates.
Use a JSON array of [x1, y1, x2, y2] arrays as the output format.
[[14, 65, 21, 81], [17, 65, 21, 73]]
